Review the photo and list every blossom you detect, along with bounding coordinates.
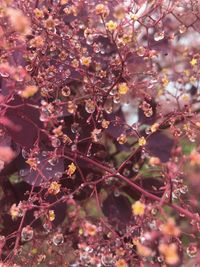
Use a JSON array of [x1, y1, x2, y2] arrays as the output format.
[[48, 210, 55, 221], [106, 20, 117, 31], [6, 8, 31, 35], [84, 222, 97, 236], [21, 85, 38, 98], [132, 201, 145, 216], [159, 243, 179, 265], [117, 134, 127, 144], [81, 56, 91, 67], [95, 4, 109, 16], [149, 157, 160, 166], [190, 58, 197, 66], [48, 182, 61, 195], [136, 242, 152, 257], [118, 83, 129, 95], [34, 8, 44, 18], [66, 162, 76, 177], [138, 136, 146, 146], [160, 218, 180, 237], [115, 259, 128, 267], [150, 123, 159, 133]]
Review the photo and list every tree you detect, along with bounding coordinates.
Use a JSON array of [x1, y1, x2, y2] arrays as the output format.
[[0, 0, 200, 266]]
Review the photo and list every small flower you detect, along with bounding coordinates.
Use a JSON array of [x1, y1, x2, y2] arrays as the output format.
[[0, 146, 15, 163], [71, 58, 79, 68], [30, 36, 44, 48], [60, 0, 68, 4], [150, 123, 159, 133], [181, 93, 190, 102], [189, 150, 200, 166], [44, 17, 55, 30], [26, 157, 37, 169], [190, 58, 197, 66], [106, 20, 117, 31], [21, 85, 38, 98], [138, 136, 146, 146], [136, 242, 152, 257], [159, 243, 179, 265], [131, 14, 138, 21], [6, 8, 31, 35], [10, 203, 23, 220], [132, 201, 145, 216], [160, 218, 180, 237], [34, 8, 44, 18], [118, 82, 129, 95], [62, 134, 72, 144], [149, 156, 160, 166], [59, 51, 68, 61], [195, 122, 200, 128], [114, 5, 126, 20], [81, 56, 91, 67], [48, 210, 55, 221], [121, 34, 132, 44], [162, 75, 169, 87], [115, 259, 128, 267], [48, 181, 61, 195], [53, 125, 63, 137], [67, 101, 77, 114], [66, 162, 76, 177], [84, 221, 97, 236], [95, 4, 109, 16], [102, 119, 110, 129], [117, 134, 127, 144], [140, 101, 153, 117]]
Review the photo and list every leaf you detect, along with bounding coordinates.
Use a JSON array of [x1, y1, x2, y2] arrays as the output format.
[[147, 132, 174, 162], [20, 153, 64, 187], [102, 193, 132, 224], [5, 96, 42, 148]]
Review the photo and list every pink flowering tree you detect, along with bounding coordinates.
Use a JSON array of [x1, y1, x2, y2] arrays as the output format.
[[0, 0, 200, 266]]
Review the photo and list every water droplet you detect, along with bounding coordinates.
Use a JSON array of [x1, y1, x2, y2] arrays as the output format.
[[51, 137, 61, 148], [55, 172, 62, 179], [48, 158, 58, 166], [113, 94, 120, 104], [151, 208, 158, 215], [123, 168, 130, 177], [179, 185, 188, 194], [145, 127, 151, 135], [52, 233, 64, 245], [61, 86, 71, 97], [25, 65, 33, 72], [22, 149, 29, 159], [114, 189, 120, 197], [179, 25, 187, 34], [43, 222, 52, 232], [109, 87, 118, 96], [186, 243, 197, 258], [137, 46, 146, 57], [85, 99, 95, 113], [19, 169, 30, 177], [71, 123, 80, 134], [101, 254, 115, 266], [71, 144, 77, 152], [154, 31, 165, 41], [21, 226, 33, 242]]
